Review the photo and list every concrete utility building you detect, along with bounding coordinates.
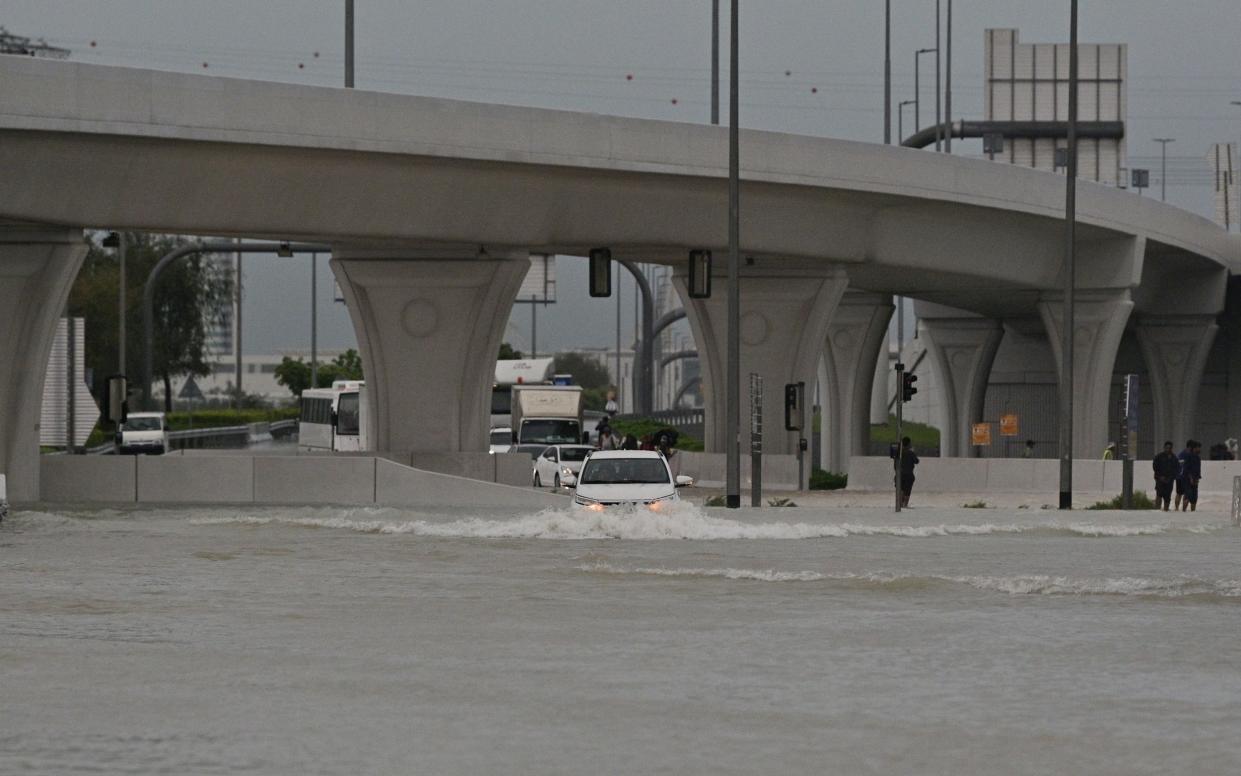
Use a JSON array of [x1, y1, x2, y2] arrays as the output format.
[[1, 56, 1239, 502]]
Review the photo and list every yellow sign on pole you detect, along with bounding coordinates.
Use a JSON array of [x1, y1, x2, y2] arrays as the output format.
[[971, 423, 993, 446], [999, 413, 1019, 437]]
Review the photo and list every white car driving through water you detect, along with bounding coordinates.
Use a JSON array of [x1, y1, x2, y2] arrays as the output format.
[[570, 450, 693, 511], [532, 444, 593, 489]]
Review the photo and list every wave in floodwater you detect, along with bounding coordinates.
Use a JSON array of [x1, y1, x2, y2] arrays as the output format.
[[187, 503, 1228, 541], [578, 563, 1241, 599]]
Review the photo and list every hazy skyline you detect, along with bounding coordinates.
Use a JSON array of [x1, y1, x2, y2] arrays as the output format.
[[7, 1, 1239, 354]]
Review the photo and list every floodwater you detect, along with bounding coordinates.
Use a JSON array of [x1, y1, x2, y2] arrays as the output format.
[[3, 501, 1240, 775]]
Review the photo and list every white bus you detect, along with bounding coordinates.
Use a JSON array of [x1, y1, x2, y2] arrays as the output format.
[[299, 380, 369, 452]]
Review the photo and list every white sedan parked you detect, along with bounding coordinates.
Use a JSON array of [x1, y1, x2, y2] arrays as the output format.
[[533, 444, 594, 489]]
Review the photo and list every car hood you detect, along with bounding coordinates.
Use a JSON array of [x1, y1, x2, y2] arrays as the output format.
[[573, 483, 675, 503]]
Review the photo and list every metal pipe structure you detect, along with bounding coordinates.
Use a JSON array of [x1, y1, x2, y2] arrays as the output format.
[[902, 119, 1123, 150], [659, 349, 698, 370], [673, 376, 702, 409], [726, 0, 740, 508], [117, 233, 127, 375], [143, 241, 329, 410], [311, 252, 318, 387], [1059, 0, 1079, 510]]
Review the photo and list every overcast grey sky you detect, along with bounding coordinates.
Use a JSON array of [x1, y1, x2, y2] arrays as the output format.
[[7, 1, 1240, 354]]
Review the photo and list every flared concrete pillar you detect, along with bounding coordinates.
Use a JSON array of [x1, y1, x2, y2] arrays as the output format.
[[918, 307, 1003, 458], [674, 266, 848, 465], [331, 250, 528, 454], [818, 291, 893, 473], [0, 224, 87, 502], [1038, 289, 1134, 458], [1136, 315, 1218, 455]]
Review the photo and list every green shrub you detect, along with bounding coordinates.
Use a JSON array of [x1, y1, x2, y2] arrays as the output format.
[[1086, 491, 1157, 510], [809, 469, 847, 490], [703, 495, 727, 507], [870, 414, 940, 449], [962, 500, 988, 508], [767, 497, 797, 507]]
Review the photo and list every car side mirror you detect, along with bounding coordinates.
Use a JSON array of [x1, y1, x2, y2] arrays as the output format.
[[675, 475, 694, 488]]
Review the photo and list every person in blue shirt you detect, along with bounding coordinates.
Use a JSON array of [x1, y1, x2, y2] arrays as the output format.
[[1175, 440, 1203, 512]]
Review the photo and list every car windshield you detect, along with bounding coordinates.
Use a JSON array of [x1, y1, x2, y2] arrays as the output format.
[[122, 417, 161, 431], [580, 458, 670, 485], [520, 419, 580, 445], [490, 430, 511, 445], [559, 447, 589, 462]]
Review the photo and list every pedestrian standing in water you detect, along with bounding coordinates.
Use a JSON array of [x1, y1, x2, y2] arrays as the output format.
[[598, 427, 618, 450], [894, 436, 919, 508], [1152, 441, 1179, 511], [1177, 440, 1202, 512]]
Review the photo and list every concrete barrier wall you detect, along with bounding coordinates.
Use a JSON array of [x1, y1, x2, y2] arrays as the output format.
[[254, 456, 377, 504], [39, 454, 565, 509], [847, 456, 1241, 494], [675, 451, 800, 491], [138, 456, 254, 503], [41, 456, 136, 502]]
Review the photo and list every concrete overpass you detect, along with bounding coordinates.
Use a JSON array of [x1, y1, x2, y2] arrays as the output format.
[[2, 56, 1239, 501]]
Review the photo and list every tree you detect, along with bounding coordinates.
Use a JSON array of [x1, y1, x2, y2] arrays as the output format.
[[275, 349, 365, 397], [498, 342, 523, 360], [68, 232, 233, 411], [553, 351, 612, 390]]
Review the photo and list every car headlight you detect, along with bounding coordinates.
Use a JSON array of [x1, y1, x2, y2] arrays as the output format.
[[646, 495, 675, 512], [561, 467, 574, 477], [574, 494, 605, 512]]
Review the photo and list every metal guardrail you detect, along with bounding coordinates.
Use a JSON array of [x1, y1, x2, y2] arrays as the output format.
[[76, 418, 300, 454]]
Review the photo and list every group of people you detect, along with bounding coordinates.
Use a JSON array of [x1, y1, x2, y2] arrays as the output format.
[[595, 424, 678, 459], [1151, 440, 1203, 512]]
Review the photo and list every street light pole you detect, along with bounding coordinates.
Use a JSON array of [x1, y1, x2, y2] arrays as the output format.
[[935, 0, 942, 151], [899, 100, 915, 145], [1058, 0, 1079, 510], [311, 252, 318, 388], [884, 0, 891, 144], [711, 0, 720, 125], [117, 233, 126, 375], [915, 48, 936, 135], [726, 0, 741, 509], [1153, 138, 1174, 202], [945, 0, 952, 153], [345, 0, 354, 88]]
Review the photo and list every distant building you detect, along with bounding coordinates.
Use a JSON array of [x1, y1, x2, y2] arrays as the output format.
[[984, 28, 1127, 185], [154, 349, 348, 406]]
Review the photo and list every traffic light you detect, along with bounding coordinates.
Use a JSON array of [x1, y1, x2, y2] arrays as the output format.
[[588, 248, 612, 297], [784, 382, 805, 431], [901, 372, 918, 403]]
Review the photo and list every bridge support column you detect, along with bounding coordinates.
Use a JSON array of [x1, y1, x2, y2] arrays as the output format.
[[818, 291, 893, 473], [0, 224, 87, 502], [918, 306, 1004, 458], [330, 252, 528, 454], [1136, 315, 1218, 455], [1038, 289, 1134, 458], [674, 266, 848, 472]]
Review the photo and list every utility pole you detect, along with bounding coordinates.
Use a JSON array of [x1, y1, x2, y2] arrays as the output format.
[[234, 239, 243, 408], [1058, 0, 1079, 510], [945, 0, 952, 152], [711, 0, 720, 125], [1153, 138, 1174, 202], [935, 0, 942, 152], [884, 0, 891, 144], [117, 233, 126, 375], [311, 252, 318, 388], [726, 0, 741, 508], [345, 0, 355, 88]]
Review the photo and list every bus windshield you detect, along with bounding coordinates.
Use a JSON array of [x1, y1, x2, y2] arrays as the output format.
[[337, 392, 360, 435], [519, 419, 580, 445], [491, 388, 511, 414]]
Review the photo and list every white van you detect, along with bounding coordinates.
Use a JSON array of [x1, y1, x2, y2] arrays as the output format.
[[299, 381, 369, 452], [117, 412, 169, 455]]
